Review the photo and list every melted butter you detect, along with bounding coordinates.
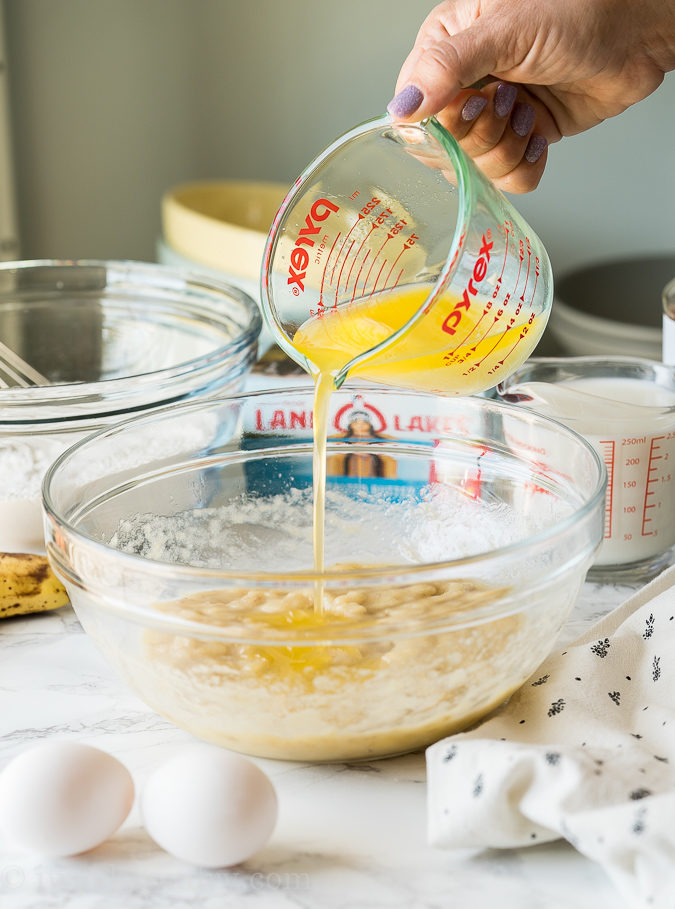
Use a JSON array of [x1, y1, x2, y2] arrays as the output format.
[[246, 605, 378, 679], [294, 285, 544, 395]]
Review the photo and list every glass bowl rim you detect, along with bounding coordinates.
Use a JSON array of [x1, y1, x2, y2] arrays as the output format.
[[42, 384, 607, 580], [0, 258, 262, 407]]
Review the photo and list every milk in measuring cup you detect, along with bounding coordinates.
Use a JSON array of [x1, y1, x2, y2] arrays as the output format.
[[561, 376, 675, 566], [499, 360, 675, 580]]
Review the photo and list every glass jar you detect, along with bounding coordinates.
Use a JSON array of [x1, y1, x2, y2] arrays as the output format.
[[663, 276, 675, 365], [498, 356, 675, 582]]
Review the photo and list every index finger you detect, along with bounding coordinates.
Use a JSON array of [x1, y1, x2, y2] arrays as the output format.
[[389, 7, 501, 120]]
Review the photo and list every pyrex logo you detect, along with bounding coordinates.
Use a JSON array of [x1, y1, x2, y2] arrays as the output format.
[[441, 232, 493, 335], [287, 198, 339, 294]]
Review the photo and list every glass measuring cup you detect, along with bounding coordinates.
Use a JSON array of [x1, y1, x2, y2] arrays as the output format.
[[261, 115, 553, 394], [498, 356, 675, 582]]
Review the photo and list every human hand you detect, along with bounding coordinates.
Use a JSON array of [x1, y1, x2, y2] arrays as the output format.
[[388, 0, 675, 192]]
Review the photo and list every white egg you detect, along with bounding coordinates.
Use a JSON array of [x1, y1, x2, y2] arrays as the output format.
[[141, 745, 277, 868], [0, 741, 134, 856]]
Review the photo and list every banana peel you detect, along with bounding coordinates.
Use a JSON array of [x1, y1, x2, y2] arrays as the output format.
[[0, 552, 70, 618]]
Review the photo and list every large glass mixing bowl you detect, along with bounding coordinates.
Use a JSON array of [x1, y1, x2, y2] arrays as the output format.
[[43, 388, 605, 761]]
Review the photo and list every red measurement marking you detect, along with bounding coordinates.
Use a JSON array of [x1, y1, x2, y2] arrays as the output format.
[[384, 249, 405, 288], [393, 267, 404, 289], [370, 259, 389, 296], [344, 231, 376, 300], [474, 321, 510, 366], [498, 221, 510, 281], [642, 435, 665, 535], [496, 329, 529, 366], [448, 309, 490, 356], [599, 440, 615, 538], [498, 221, 510, 283], [319, 232, 343, 308], [344, 245, 359, 294], [330, 217, 361, 284], [329, 242, 342, 285], [352, 225, 376, 262], [520, 239, 532, 302], [530, 268, 539, 309], [361, 236, 391, 297], [447, 325, 493, 369], [334, 240, 355, 305], [351, 248, 371, 302], [513, 242, 523, 298]]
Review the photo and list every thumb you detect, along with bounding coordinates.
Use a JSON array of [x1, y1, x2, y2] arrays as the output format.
[[388, 21, 503, 120]]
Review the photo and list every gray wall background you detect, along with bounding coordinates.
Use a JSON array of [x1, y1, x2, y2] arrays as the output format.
[[3, 0, 675, 278]]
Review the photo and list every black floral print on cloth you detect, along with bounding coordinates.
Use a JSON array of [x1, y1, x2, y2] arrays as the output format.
[[427, 565, 675, 909], [591, 637, 611, 658], [644, 613, 655, 639], [442, 745, 457, 763], [630, 788, 652, 800], [547, 698, 566, 717]]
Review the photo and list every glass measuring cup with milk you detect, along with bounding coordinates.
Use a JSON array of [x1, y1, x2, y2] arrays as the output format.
[[261, 115, 553, 394], [498, 357, 675, 582]]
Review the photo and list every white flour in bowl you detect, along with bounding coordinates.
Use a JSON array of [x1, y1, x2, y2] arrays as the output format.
[[0, 437, 73, 552], [109, 485, 537, 571]]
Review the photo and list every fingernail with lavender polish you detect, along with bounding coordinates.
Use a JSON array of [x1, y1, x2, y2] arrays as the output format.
[[511, 102, 535, 137], [524, 134, 548, 163], [493, 83, 518, 118], [387, 85, 424, 119], [461, 95, 488, 122]]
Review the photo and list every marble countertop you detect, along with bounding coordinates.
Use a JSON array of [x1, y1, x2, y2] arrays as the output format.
[[0, 577, 646, 909]]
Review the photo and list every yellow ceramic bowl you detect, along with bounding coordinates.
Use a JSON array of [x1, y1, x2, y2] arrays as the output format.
[[161, 180, 288, 283]]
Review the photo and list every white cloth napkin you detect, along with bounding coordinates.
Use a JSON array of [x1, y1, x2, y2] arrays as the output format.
[[427, 564, 675, 909]]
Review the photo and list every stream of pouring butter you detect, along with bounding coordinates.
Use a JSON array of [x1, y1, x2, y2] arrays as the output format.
[[293, 285, 545, 615], [310, 371, 332, 613]]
